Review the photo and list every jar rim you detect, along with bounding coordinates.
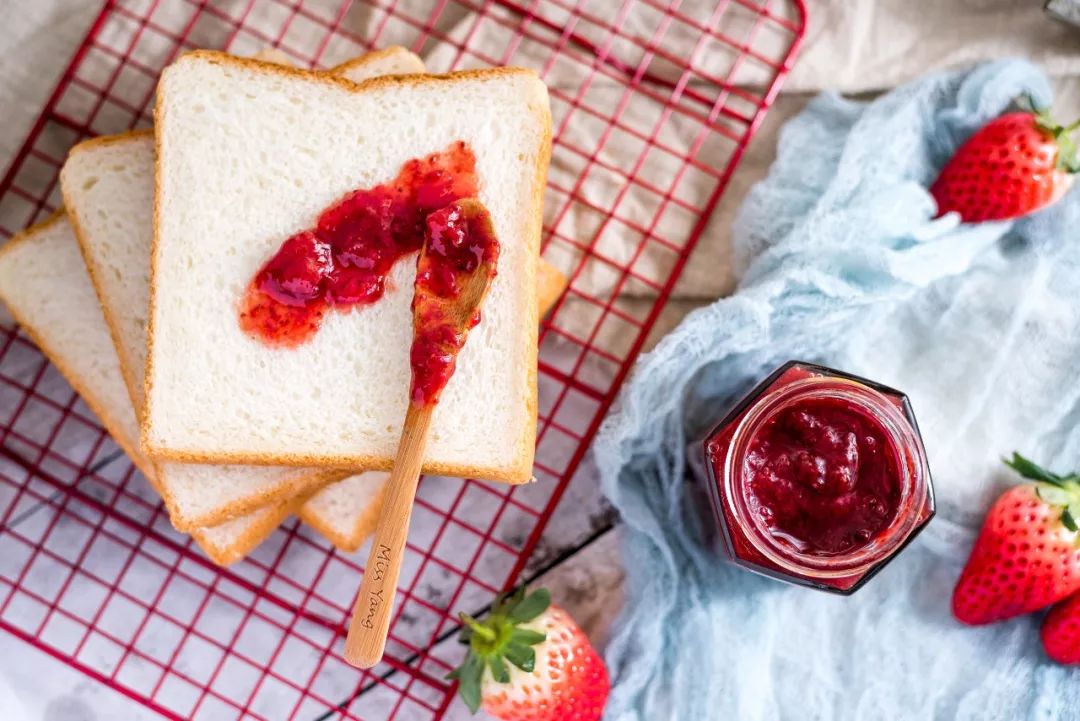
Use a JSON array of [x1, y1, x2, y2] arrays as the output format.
[[722, 375, 929, 577]]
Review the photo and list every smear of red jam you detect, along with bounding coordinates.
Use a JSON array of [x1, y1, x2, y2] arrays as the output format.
[[409, 201, 499, 406], [239, 141, 479, 347], [744, 396, 902, 556]]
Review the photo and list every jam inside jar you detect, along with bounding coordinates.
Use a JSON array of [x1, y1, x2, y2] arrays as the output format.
[[699, 361, 934, 594]]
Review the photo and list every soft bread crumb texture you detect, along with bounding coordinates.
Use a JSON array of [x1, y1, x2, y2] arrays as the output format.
[[147, 53, 549, 481], [61, 48, 426, 531], [300, 249, 564, 551], [0, 216, 279, 565]]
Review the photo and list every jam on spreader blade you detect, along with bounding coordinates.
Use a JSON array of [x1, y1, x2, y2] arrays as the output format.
[[344, 198, 499, 669]]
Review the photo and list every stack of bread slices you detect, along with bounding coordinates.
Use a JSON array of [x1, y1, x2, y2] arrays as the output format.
[[0, 47, 556, 565]]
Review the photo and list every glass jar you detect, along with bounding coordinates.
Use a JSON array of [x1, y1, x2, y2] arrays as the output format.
[[696, 361, 934, 594]]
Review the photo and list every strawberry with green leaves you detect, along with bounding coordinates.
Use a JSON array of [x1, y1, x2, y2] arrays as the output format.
[[449, 587, 609, 721], [1041, 591, 1080, 664], [952, 453, 1080, 625], [930, 108, 1078, 222]]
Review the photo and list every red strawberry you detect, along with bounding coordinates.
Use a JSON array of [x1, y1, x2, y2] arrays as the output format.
[[952, 453, 1080, 625], [449, 587, 610, 721], [1042, 592, 1080, 664], [930, 109, 1078, 222]]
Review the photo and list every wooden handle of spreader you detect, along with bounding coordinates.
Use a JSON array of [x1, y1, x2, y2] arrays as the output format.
[[344, 402, 434, 668]]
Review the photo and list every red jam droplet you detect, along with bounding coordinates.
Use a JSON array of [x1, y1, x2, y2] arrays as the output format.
[[744, 396, 902, 555], [409, 201, 499, 407], [239, 141, 480, 347]]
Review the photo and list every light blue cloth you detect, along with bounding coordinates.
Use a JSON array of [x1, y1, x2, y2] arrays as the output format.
[[594, 59, 1080, 721]]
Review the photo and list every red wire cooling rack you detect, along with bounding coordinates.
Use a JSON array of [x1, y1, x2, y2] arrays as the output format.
[[0, 1, 804, 719]]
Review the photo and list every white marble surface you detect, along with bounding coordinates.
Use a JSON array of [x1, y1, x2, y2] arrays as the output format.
[[1, 634, 159, 721]]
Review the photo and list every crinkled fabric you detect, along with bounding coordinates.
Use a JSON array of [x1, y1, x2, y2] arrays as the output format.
[[595, 59, 1080, 721]]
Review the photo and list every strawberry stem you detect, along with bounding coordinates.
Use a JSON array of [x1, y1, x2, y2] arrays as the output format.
[[460, 613, 497, 643], [450, 588, 553, 714]]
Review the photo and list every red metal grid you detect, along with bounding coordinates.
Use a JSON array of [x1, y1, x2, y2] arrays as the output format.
[[0, 0, 804, 718]]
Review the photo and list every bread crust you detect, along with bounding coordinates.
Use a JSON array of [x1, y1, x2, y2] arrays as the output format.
[[67, 127, 154, 151], [536, 261, 567, 318], [192, 495, 307, 566], [63, 153, 149, 421], [145, 51, 550, 483], [172, 48, 538, 94], [517, 77, 554, 481], [0, 214, 281, 565], [142, 444, 534, 485], [165, 465, 347, 531], [330, 46, 424, 77], [0, 209, 67, 256], [297, 480, 389, 553]]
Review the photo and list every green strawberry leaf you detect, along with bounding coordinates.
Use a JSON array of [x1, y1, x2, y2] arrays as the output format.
[[488, 655, 510, 684], [1063, 507, 1080, 533], [450, 587, 558, 710], [1005, 453, 1066, 485], [503, 642, 537, 673], [498, 586, 526, 617], [1068, 503, 1080, 533], [508, 589, 551, 623], [510, 628, 547, 646], [454, 653, 484, 713]]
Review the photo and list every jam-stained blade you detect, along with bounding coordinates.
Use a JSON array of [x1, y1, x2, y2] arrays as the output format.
[[409, 198, 500, 407]]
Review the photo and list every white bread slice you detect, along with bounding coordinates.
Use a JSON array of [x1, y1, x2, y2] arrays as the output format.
[[298, 471, 388, 552], [332, 46, 426, 78], [0, 214, 292, 565], [146, 52, 551, 482], [60, 47, 426, 530], [297, 263, 567, 551]]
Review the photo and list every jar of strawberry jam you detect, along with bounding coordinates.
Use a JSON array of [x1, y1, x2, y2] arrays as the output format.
[[696, 361, 934, 594]]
